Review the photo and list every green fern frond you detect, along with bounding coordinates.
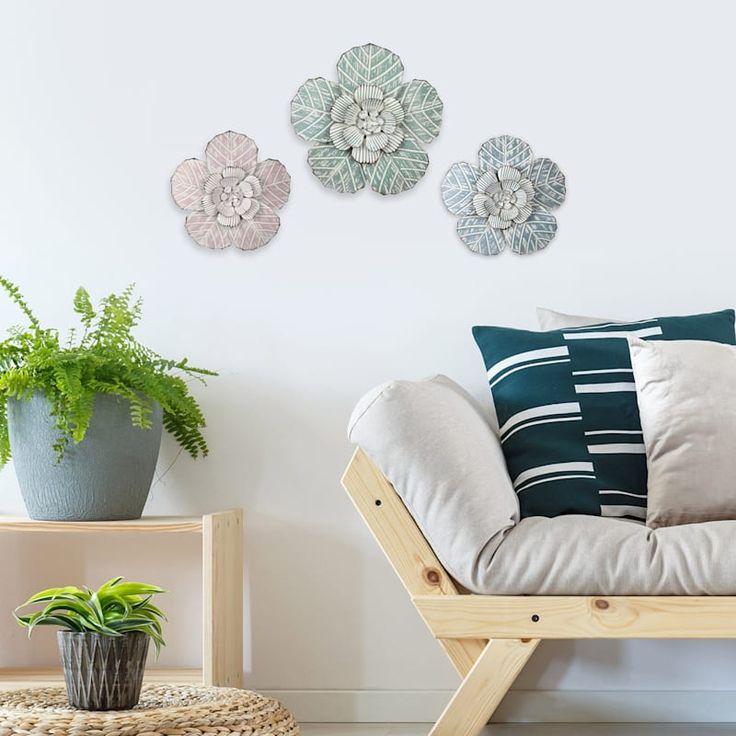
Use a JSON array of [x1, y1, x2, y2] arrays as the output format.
[[0, 276, 40, 329], [72, 287, 96, 330]]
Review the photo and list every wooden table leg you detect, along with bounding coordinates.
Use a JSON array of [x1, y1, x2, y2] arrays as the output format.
[[202, 509, 243, 687]]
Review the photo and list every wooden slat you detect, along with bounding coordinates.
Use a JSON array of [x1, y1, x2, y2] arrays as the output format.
[[414, 595, 736, 639], [341, 449, 486, 677], [0, 667, 202, 691], [429, 639, 539, 736], [203, 509, 243, 687], [0, 516, 203, 533]]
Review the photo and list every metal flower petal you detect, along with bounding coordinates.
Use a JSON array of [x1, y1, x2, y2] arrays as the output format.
[[291, 78, 342, 143], [472, 193, 493, 218], [367, 137, 429, 195], [205, 131, 258, 174], [497, 165, 522, 184], [171, 159, 209, 211], [354, 84, 385, 104], [235, 197, 257, 218], [489, 214, 513, 229], [441, 162, 483, 216], [381, 97, 405, 126], [252, 160, 291, 211], [244, 174, 262, 198], [456, 216, 507, 256], [307, 144, 366, 193], [336, 43, 405, 96], [528, 157, 567, 209], [381, 112, 398, 135], [514, 203, 533, 223], [519, 179, 535, 199], [365, 132, 389, 151], [352, 144, 382, 164], [478, 135, 533, 176], [330, 94, 357, 123], [508, 205, 558, 254], [185, 213, 230, 250], [382, 129, 404, 154], [476, 171, 499, 194], [397, 80, 443, 143], [329, 123, 352, 151], [230, 208, 281, 251]]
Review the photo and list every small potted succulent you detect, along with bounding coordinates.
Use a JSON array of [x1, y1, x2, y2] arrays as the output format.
[[14, 577, 166, 710], [0, 276, 216, 521]]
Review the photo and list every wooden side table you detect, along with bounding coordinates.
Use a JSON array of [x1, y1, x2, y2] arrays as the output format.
[[0, 509, 243, 690]]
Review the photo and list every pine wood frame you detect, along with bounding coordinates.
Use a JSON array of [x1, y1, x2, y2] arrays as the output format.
[[341, 448, 736, 735], [0, 509, 243, 690]]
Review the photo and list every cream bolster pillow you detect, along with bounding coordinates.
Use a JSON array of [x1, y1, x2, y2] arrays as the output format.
[[347, 375, 518, 592], [628, 337, 736, 529], [536, 307, 617, 330]]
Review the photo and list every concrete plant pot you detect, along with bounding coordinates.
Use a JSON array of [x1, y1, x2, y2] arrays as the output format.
[[57, 631, 149, 710], [7, 392, 162, 521]]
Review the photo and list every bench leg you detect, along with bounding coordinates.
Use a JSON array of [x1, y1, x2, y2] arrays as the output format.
[[429, 638, 539, 736]]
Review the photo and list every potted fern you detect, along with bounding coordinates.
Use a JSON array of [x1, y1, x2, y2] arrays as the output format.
[[0, 277, 215, 521], [14, 577, 166, 710]]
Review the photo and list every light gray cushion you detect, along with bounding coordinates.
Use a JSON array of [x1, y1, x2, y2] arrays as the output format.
[[485, 515, 736, 595], [348, 375, 518, 591], [349, 375, 736, 595]]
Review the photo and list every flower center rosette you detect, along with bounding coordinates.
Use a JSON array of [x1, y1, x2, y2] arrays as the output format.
[[472, 166, 535, 230], [441, 135, 566, 256], [291, 44, 442, 195], [203, 168, 263, 227], [329, 84, 405, 164]]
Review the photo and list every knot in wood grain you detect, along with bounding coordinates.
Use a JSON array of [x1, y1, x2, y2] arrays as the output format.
[[594, 598, 610, 610], [423, 567, 442, 586]]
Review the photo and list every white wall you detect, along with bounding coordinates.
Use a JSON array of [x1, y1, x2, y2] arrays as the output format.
[[1, 0, 736, 721]]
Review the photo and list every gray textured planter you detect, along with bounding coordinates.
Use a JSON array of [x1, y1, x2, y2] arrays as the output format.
[[7, 392, 162, 521], [57, 631, 149, 710]]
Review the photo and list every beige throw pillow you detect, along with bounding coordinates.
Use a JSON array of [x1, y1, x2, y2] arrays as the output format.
[[628, 336, 736, 528]]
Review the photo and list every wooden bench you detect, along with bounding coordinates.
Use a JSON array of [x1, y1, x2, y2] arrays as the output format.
[[342, 448, 736, 736]]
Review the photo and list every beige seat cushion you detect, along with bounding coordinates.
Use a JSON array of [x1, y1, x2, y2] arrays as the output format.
[[485, 515, 736, 595]]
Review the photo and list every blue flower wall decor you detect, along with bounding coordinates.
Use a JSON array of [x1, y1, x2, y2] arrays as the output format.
[[291, 43, 443, 195], [441, 135, 566, 255]]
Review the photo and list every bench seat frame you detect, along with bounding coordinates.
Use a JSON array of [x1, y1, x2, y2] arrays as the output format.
[[341, 448, 736, 735]]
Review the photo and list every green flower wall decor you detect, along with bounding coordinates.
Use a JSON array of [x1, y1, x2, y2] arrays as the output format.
[[291, 43, 443, 195]]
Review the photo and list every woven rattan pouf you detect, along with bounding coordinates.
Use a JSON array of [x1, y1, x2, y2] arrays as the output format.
[[0, 683, 299, 736]]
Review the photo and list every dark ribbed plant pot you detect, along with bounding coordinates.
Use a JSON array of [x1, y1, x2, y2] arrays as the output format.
[[7, 391, 162, 521], [57, 631, 150, 710]]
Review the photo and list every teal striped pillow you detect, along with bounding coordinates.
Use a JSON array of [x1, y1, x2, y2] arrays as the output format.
[[473, 311, 736, 519]]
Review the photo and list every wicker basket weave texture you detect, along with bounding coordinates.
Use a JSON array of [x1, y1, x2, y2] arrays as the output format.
[[0, 683, 299, 736]]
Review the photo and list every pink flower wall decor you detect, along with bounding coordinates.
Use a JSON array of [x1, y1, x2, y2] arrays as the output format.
[[171, 131, 291, 251]]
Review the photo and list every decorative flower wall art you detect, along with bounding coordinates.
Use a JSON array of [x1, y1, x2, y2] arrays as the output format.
[[441, 135, 566, 256], [171, 131, 290, 251], [291, 43, 443, 195]]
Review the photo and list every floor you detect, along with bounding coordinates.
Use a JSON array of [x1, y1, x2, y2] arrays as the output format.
[[299, 726, 736, 735]]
